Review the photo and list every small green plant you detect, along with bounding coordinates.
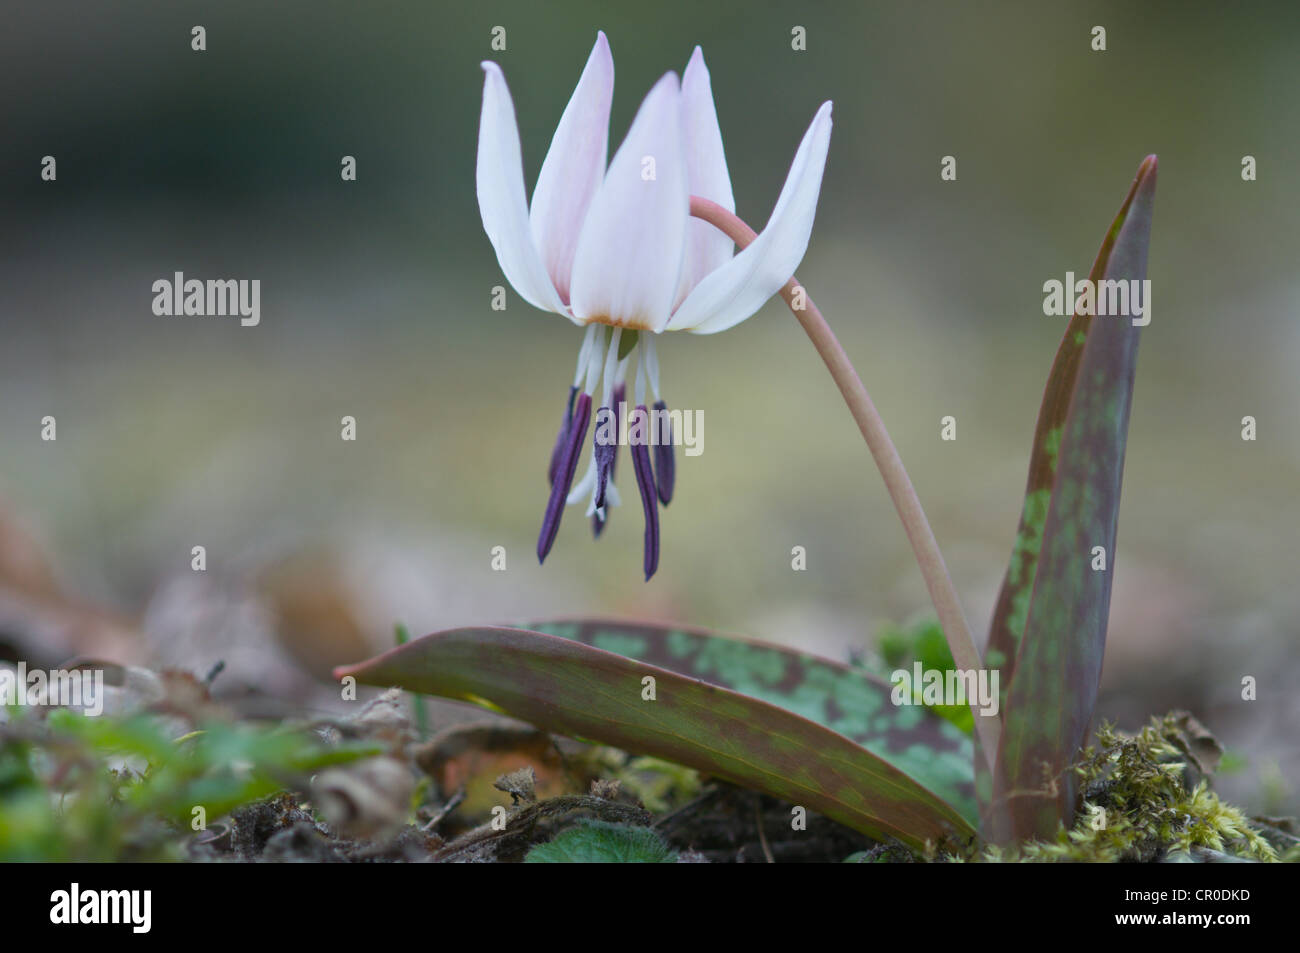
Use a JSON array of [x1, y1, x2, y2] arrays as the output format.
[[875, 618, 973, 734], [0, 705, 380, 862], [525, 819, 678, 864], [394, 622, 430, 740]]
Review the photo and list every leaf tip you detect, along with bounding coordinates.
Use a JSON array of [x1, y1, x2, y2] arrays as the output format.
[[1137, 153, 1158, 185]]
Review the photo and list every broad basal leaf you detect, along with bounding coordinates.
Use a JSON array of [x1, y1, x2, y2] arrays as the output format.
[[528, 618, 976, 823], [334, 626, 976, 850], [983, 156, 1158, 842]]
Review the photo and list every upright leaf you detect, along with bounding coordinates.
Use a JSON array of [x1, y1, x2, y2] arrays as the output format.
[[983, 156, 1158, 842], [335, 626, 976, 850]]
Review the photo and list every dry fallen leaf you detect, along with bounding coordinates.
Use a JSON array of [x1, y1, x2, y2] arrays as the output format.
[[312, 756, 414, 841]]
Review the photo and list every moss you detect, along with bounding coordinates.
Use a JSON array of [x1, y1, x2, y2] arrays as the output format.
[[953, 713, 1279, 863]]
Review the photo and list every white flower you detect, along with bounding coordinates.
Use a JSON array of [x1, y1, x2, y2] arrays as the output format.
[[476, 32, 833, 579]]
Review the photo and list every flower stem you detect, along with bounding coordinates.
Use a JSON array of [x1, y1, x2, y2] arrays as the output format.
[[690, 196, 1001, 769]]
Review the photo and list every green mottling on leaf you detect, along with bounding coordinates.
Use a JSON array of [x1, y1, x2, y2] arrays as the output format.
[[664, 630, 695, 659], [1043, 426, 1063, 469], [785, 664, 881, 735], [1008, 489, 1051, 587], [533, 622, 580, 640], [1005, 487, 1051, 644], [893, 705, 924, 730], [938, 718, 969, 744], [1103, 392, 1124, 431], [685, 635, 789, 688], [862, 736, 977, 824], [920, 748, 973, 785], [590, 632, 650, 659], [1079, 480, 1101, 526]]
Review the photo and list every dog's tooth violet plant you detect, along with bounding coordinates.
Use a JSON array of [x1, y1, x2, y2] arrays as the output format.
[[476, 33, 832, 580], [333, 32, 1263, 859]]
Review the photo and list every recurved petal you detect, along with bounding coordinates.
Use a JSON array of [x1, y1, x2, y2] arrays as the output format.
[[476, 61, 568, 316], [673, 47, 736, 309], [667, 101, 833, 334], [529, 32, 615, 304], [569, 73, 689, 332]]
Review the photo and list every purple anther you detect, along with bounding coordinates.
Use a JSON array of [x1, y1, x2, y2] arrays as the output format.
[[547, 385, 579, 485], [629, 404, 660, 581], [593, 405, 616, 510], [537, 392, 591, 562], [652, 399, 675, 505]]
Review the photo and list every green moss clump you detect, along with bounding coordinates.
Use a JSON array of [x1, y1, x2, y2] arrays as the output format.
[[958, 713, 1278, 863]]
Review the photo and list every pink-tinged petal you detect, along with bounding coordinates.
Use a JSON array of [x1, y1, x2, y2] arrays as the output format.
[[569, 73, 688, 331], [476, 61, 568, 317], [529, 32, 615, 304], [673, 47, 735, 309], [667, 101, 833, 334]]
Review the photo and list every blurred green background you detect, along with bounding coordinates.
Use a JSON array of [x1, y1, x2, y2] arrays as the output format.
[[0, 1, 1296, 812]]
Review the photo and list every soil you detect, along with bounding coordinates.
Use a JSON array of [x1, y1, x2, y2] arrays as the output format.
[[198, 783, 878, 864]]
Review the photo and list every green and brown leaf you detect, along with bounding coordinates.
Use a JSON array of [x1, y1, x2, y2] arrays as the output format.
[[983, 155, 1158, 842], [334, 625, 976, 851], [529, 618, 976, 822]]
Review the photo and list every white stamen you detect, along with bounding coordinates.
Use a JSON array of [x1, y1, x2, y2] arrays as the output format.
[[601, 327, 622, 408], [567, 329, 628, 516], [568, 454, 597, 504], [573, 324, 598, 388], [644, 335, 662, 402], [634, 338, 648, 408], [583, 326, 607, 397]]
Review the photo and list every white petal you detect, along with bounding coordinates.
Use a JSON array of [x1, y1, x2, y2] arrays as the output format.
[[569, 73, 688, 331], [673, 47, 735, 309], [476, 61, 568, 316], [667, 101, 833, 334], [529, 33, 615, 304]]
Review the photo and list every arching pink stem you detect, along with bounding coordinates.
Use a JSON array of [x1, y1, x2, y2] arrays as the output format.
[[689, 195, 1001, 769]]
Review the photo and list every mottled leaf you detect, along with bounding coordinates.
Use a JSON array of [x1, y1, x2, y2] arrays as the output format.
[[334, 626, 976, 850], [529, 618, 976, 823], [983, 156, 1158, 842]]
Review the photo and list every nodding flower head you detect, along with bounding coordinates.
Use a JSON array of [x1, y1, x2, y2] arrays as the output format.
[[476, 31, 832, 580]]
